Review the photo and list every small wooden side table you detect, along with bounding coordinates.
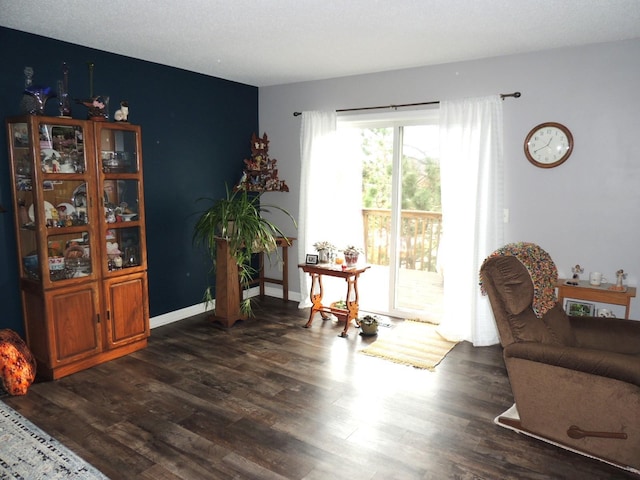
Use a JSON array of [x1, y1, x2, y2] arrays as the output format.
[[258, 237, 295, 302], [556, 279, 637, 319], [299, 263, 370, 337]]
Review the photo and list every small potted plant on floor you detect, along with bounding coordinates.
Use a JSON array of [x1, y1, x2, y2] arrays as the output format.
[[358, 314, 379, 336]]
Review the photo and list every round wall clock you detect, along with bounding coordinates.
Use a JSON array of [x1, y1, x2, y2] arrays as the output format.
[[524, 122, 573, 168]]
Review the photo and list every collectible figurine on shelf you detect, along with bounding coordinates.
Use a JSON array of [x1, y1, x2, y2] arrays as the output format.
[[77, 95, 109, 121], [566, 264, 583, 285], [77, 63, 109, 120], [114, 101, 129, 122], [610, 269, 627, 291], [234, 132, 289, 192]]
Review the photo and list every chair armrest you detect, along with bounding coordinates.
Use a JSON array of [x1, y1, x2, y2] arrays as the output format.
[[569, 316, 640, 354], [505, 342, 640, 388]]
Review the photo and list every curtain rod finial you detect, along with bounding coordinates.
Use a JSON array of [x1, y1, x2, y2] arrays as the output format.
[[501, 91, 521, 100]]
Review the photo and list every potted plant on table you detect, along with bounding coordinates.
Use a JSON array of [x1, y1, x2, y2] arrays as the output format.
[[193, 185, 296, 322], [313, 241, 336, 263], [342, 245, 363, 267]]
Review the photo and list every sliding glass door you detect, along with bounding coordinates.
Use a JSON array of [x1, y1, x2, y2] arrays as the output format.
[[337, 110, 442, 321]]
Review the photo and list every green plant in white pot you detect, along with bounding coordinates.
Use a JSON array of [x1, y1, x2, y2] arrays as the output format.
[[193, 185, 296, 319], [313, 240, 336, 263]]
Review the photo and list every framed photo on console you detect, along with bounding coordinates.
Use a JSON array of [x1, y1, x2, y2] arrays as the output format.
[[305, 254, 318, 265], [565, 300, 595, 317]]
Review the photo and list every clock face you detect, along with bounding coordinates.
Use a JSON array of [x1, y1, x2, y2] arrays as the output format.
[[524, 122, 573, 168]]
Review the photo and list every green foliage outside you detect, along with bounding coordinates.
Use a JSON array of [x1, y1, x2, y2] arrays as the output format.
[[359, 126, 442, 271], [360, 127, 441, 212]]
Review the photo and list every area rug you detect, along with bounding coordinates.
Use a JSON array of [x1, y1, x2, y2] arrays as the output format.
[[359, 319, 458, 370], [0, 400, 109, 479], [495, 404, 640, 475]]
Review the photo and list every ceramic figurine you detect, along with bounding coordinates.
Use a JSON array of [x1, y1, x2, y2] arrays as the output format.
[[567, 264, 583, 285], [615, 269, 627, 290], [114, 101, 129, 122], [77, 95, 109, 121]]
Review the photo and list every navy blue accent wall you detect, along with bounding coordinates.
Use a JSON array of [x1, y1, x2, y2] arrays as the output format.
[[0, 27, 258, 334]]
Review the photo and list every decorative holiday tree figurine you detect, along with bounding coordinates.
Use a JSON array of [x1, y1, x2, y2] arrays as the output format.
[[235, 132, 289, 192]]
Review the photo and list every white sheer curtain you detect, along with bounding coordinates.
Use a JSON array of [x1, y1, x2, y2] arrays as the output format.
[[437, 95, 504, 346], [298, 111, 363, 308], [298, 111, 337, 308]]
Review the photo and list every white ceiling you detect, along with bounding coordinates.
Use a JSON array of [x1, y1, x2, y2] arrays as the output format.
[[2, 0, 640, 87]]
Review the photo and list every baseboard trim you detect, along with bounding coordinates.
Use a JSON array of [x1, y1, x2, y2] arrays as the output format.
[[149, 287, 302, 329], [150, 303, 212, 329]]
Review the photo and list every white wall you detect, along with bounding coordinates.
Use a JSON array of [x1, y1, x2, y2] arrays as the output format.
[[258, 39, 640, 315]]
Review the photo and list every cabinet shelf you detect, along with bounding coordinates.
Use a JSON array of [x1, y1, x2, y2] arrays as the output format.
[[106, 221, 140, 228], [43, 225, 91, 235]]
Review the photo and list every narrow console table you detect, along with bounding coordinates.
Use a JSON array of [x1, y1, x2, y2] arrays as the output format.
[[299, 263, 370, 337], [556, 279, 636, 319], [258, 237, 295, 301]]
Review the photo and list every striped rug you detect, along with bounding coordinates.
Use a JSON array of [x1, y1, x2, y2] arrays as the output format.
[[360, 319, 458, 370], [0, 401, 109, 479]]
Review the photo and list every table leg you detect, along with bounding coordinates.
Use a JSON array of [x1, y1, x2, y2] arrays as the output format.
[[340, 274, 361, 337], [282, 245, 289, 302], [259, 251, 265, 299], [304, 272, 326, 328]]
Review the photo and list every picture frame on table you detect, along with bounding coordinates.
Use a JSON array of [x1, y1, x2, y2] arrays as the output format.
[[565, 300, 595, 317], [305, 254, 318, 265]]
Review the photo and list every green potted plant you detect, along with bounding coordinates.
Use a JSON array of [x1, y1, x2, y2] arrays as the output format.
[[193, 185, 296, 321], [313, 240, 336, 263], [358, 314, 379, 336]]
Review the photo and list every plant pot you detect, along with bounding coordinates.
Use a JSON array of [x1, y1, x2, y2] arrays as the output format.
[[330, 300, 347, 314], [359, 315, 379, 336], [344, 252, 359, 267], [318, 249, 330, 263], [359, 321, 378, 336]]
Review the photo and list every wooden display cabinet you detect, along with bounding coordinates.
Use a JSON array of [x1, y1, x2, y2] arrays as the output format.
[[5, 115, 149, 379]]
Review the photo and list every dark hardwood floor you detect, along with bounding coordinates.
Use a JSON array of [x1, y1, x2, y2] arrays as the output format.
[[4, 297, 637, 479]]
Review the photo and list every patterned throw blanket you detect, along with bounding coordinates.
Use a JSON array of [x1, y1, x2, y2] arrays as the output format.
[[480, 242, 558, 318]]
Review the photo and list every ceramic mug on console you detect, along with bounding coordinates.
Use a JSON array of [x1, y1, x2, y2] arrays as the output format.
[[589, 272, 607, 286]]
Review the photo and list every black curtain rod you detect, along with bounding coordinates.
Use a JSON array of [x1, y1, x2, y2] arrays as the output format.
[[292, 91, 521, 117]]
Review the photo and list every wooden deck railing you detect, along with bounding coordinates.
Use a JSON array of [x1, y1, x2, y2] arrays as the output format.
[[362, 208, 442, 272]]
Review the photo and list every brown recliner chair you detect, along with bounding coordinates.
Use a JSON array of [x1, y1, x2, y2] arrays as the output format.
[[480, 242, 640, 472]]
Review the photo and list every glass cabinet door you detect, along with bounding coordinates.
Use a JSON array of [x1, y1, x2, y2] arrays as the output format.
[[39, 123, 87, 174], [95, 123, 146, 276], [7, 117, 98, 285], [99, 127, 139, 174], [9, 122, 38, 279], [104, 179, 143, 272]]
